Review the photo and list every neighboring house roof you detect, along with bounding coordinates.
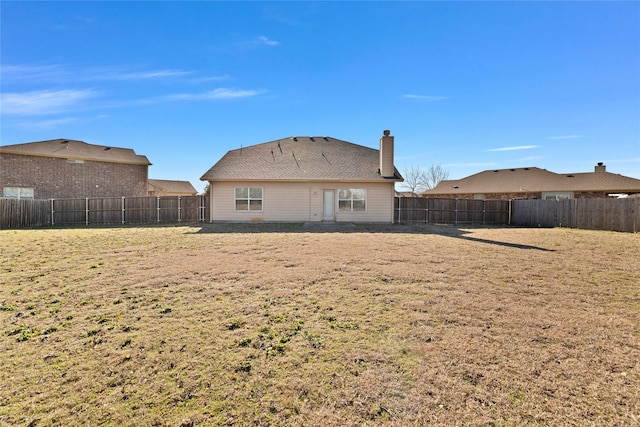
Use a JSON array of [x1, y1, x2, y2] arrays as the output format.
[[424, 166, 640, 195], [148, 179, 197, 195], [395, 191, 418, 197], [0, 139, 151, 166], [200, 136, 403, 182]]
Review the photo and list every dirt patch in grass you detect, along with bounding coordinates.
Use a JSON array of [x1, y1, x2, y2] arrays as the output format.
[[1, 224, 638, 426]]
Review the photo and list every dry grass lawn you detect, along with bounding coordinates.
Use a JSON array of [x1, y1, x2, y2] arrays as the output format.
[[0, 224, 638, 426]]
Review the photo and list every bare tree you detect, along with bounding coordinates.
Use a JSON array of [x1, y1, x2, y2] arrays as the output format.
[[424, 164, 449, 190], [399, 165, 428, 195], [398, 164, 450, 195]]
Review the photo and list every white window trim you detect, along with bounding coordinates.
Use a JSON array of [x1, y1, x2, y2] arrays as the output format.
[[3, 187, 35, 199], [234, 187, 264, 212], [337, 188, 367, 213], [542, 192, 573, 200]]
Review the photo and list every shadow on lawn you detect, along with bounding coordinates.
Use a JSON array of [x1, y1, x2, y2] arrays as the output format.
[[187, 222, 555, 252]]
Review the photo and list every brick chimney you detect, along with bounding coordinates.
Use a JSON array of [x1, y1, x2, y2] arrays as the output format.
[[595, 162, 606, 173], [379, 130, 395, 178]]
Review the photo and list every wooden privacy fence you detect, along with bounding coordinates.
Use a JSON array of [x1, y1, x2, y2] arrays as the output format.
[[0, 198, 51, 228], [395, 197, 639, 232], [510, 198, 640, 233], [0, 196, 209, 229], [395, 197, 511, 225], [3, 196, 637, 232]]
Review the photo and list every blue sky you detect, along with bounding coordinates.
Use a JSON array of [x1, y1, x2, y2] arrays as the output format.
[[2, 1, 639, 192]]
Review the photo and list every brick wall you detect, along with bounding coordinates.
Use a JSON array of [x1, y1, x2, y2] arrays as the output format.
[[425, 192, 613, 200], [427, 192, 542, 200], [573, 191, 610, 199], [0, 153, 148, 199]]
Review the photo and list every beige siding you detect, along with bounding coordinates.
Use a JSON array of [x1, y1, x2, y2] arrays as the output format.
[[209, 181, 395, 223], [334, 182, 394, 223]]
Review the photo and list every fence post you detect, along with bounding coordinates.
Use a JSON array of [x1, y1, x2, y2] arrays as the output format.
[[157, 197, 160, 223], [85, 198, 89, 226], [482, 200, 486, 225], [199, 195, 207, 222], [455, 199, 458, 225], [426, 198, 429, 224], [178, 196, 182, 222], [122, 197, 125, 225], [50, 199, 55, 226]]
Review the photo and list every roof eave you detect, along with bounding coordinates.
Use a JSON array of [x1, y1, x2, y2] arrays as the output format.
[[200, 177, 402, 183], [0, 149, 151, 166]]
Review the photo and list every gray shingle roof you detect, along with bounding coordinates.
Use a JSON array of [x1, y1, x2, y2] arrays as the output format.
[[424, 166, 640, 194], [0, 139, 151, 166], [200, 136, 402, 182], [148, 179, 197, 194]]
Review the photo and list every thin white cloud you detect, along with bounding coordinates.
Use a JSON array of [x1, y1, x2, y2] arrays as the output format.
[[547, 135, 583, 140], [2, 64, 195, 84], [97, 71, 227, 84], [158, 88, 265, 102], [15, 114, 109, 131], [1, 64, 68, 82], [235, 36, 281, 49], [1, 64, 56, 74], [199, 88, 265, 99], [403, 94, 449, 101], [487, 145, 539, 152], [1, 89, 99, 115], [257, 35, 280, 46], [91, 69, 193, 81], [52, 15, 96, 30], [16, 117, 79, 130], [189, 74, 230, 83], [444, 162, 497, 168]]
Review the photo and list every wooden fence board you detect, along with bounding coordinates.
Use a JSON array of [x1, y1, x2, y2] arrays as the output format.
[[1, 196, 210, 229], [0, 199, 50, 228], [53, 199, 87, 225], [394, 197, 510, 225], [180, 196, 200, 223], [511, 198, 639, 232], [3, 196, 637, 231]]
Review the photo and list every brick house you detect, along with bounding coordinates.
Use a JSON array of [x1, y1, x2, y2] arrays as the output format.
[[422, 163, 640, 200], [0, 139, 151, 199]]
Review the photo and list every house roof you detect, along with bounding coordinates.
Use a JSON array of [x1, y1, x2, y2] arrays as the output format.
[[0, 139, 151, 166], [200, 136, 403, 182], [424, 166, 640, 195], [396, 191, 418, 197], [148, 179, 197, 194]]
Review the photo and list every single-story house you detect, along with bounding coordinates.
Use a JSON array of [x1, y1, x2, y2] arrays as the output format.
[[148, 179, 198, 196], [0, 139, 151, 199], [200, 130, 403, 223], [422, 163, 640, 200]]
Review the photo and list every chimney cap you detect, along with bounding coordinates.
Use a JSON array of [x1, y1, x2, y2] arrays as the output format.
[[597, 162, 604, 166], [383, 130, 390, 136]]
